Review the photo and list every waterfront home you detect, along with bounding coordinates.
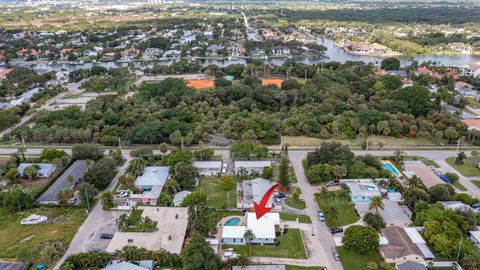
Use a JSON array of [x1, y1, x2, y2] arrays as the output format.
[[271, 46, 290, 56], [459, 62, 480, 77], [17, 163, 56, 178], [130, 166, 169, 205]]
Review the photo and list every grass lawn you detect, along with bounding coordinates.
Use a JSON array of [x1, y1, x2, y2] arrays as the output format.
[[198, 177, 237, 208], [284, 197, 306, 210], [280, 212, 312, 223], [336, 246, 381, 270], [282, 135, 443, 148], [452, 181, 468, 191], [0, 207, 86, 266], [316, 194, 359, 227], [446, 158, 480, 177], [472, 180, 480, 188], [466, 97, 480, 109], [229, 228, 306, 259]]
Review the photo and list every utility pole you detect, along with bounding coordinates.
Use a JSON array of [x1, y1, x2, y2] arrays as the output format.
[[304, 69, 307, 82], [366, 136, 369, 154], [456, 138, 461, 152], [21, 134, 28, 159], [85, 186, 90, 211], [118, 137, 122, 152]]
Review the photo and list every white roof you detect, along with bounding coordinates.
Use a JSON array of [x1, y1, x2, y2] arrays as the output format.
[[344, 181, 381, 198], [403, 227, 426, 244], [193, 161, 222, 169], [469, 230, 480, 241], [246, 212, 279, 239], [135, 166, 169, 186], [172, 190, 191, 204], [235, 160, 271, 169], [17, 163, 55, 175], [222, 226, 247, 238], [103, 262, 148, 270]]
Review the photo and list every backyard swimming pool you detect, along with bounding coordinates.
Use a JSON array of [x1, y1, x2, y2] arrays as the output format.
[[224, 217, 241, 226], [382, 162, 399, 175]]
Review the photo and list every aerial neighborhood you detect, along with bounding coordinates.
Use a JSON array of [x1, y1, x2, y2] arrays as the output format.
[[1, 1, 480, 270]]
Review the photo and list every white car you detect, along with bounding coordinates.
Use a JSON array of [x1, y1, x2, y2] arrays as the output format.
[[21, 214, 48, 225], [68, 197, 77, 204], [318, 211, 325, 222], [117, 191, 129, 198]]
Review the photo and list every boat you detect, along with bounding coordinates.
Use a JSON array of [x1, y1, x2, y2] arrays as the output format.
[[20, 214, 48, 225]]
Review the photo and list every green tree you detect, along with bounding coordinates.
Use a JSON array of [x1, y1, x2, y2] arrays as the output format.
[[138, 216, 157, 232], [23, 165, 40, 180], [182, 234, 220, 270], [83, 158, 117, 190], [72, 144, 103, 161], [230, 141, 268, 160], [127, 159, 146, 178], [368, 196, 384, 214], [159, 142, 169, 156], [393, 85, 430, 116], [100, 191, 114, 210], [306, 142, 354, 168], [188, 203, 213, 236], [393, 149, 404, 164], [41, 148, 67, 162], [76, 182, 98, 209], [243, 229, 256, 257], [262, 166, 273, 180], [325, 205, 339, 225], [57, 189, 74, 204], [278, 155, 290, 188], [364, 212, 385, 231], [455, 151, 467, 165], [164, 149, 193, 167], [220, 176, 235, 191], [332, 165, 347, 181], [181, 191, 207, 207], [130, 146, 153, 159], [116, 213, 129, 231], [5, 168, 18, 182], [0, 187, 34, 212], [380, 57, 400, 70], [305, 163, 332, 184], [173, 162, 199, 189], [342, 225, 379, 254]]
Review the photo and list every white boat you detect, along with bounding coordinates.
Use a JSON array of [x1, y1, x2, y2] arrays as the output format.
[[20, 214, 48, 225]]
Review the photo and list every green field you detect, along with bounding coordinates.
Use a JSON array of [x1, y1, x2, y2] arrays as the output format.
[[284, 197, 306, 210], [0, 207, 86, 266], [466, 97, 480, 109], [452, 181, 468, 191], [229, 228, 307, 259], [317, 194, 359, 227], [446, 158, 480, 177], [336, 246, 381, 270], [280, 212, 312, 223], [286, 266, 324, 270], [198, 177, 237, 208], [282, 135, 443, 148], [472, 180, 480, 188]]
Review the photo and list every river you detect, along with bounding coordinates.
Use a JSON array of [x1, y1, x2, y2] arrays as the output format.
[[3, 38, 480, 73]]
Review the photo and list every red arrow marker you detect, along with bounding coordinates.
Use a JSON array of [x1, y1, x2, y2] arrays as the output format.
[[253, 183, 284, 219]]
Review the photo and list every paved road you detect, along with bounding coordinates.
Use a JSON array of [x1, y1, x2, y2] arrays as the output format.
[[0, 80, 83, 138], [53, 150, 132, 270], [288, 151, 343, 270]]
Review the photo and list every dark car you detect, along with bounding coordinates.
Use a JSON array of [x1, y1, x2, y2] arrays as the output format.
[[325, 181, 340, 187], [330, 227, 344, 234], [100, 233, 114, 239], [276, 193, 286, 198]]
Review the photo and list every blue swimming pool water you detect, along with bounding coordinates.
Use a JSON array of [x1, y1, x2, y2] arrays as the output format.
[[383, 163, 399, 175], [224, 217, 241, 226]]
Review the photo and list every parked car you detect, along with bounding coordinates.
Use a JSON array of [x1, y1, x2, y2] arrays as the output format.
[[68, 197, 77, 204], [117, 191, 129, 198], [330, 227, 344, 234], [276, 192, 286, 198], [100, 233, 114, 239], [333, 252, 340, 261], [325, 181, 340, 187], [318, 211, 325, 221], [275, 197, 282, 205]]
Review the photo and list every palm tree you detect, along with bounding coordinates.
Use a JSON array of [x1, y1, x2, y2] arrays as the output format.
[[138, 216, 157, 232], [116, 213, 129, 232], [471, 150, 479, 161], [408, 175, 424, 189], [100, 191, 114, 210], [317, 187, 332, 201], [455, 151, 467, 165], [332, 165, 347, 181], [243, 229, 255, 257], [324, 205, 338, 225], [368, 196, 385, 214], [393, 149, 404, 164]]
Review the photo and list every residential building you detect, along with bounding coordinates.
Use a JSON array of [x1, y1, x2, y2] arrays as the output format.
[[206, 44, 224, 56], [271, 46, 290, 56], [233, 266, 286, 270], [107, 207, 188, 254], [193, 161, 224, 176], [380, 226, 434, 263], [221, 212, 280, 245], [17, 163, 56, 178], [455, 81, 476, 96], [142, 48, 164, 59], [0, 262, 25, 270], [340, 179, 382, 202], [459, 62, 480, 77], [172, 190, 191, 207], [226, 44, 246, 57], [0, 68, 13, 80], [396, 262, 427, 270], [239, 178, 275, 208], [468, 230, 480, 249], [438, 201, 474, 212], [403, 161, 444, 189], [130, 166, 169, 205], [122, 48, 140, 59], [234, 160, 271, 175], [103, 260, 154, 270], [379, 199, 412, 227]]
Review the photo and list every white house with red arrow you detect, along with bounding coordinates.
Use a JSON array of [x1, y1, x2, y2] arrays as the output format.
[[221, 212, 280, 245]]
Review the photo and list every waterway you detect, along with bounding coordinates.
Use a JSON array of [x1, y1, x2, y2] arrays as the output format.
[[2, 38, 480, 74]]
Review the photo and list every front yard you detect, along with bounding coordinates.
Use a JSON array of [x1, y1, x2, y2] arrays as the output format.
[[316, 193, 359, 227], [0, 207, 86, 266], [336, 246, 381, 270], [279, 212, 312, 223], [446, 157, 480, 177], [228, 228, 307, 259], [198, 177, 237, 208]]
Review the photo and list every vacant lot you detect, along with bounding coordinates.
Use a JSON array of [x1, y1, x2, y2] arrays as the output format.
[[198, 177, 237, 208], [280, 212, 311, 223], [446, 158, 480, 177], [0, 207, 86, 266], [336, 246, 381, 270], [261, 78, 284, 87], [186, 79, 214, 89], [229, 228, 306, 259], [282, 135, 443, 148]]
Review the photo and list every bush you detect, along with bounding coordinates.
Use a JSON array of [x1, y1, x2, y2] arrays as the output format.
[[456, 193, 477, 205], [72, 144, 103, 161], [364, 212, 385, 231]]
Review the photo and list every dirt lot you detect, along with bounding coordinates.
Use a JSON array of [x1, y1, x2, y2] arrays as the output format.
[[261, 78, 284, 87], [186, 79, 215, 89]]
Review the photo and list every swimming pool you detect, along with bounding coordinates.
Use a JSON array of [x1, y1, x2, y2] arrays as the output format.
[[224, 217, 241, 226], [382, 163, 399, 175]]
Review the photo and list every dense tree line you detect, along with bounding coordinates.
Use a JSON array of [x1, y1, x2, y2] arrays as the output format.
[[9, 61, 466, 147]]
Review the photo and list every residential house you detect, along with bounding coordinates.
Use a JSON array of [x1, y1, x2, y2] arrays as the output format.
[[0, 262, 25, 270], [122, 48, 140, 59], [107, 207, 188, 254], [455, 81, 476, 96], [389, 70, 408, 78], [234, 160, 271, 175], [17, 163, 56, 178], [379, 200, 412, 227], [193, 161, 224, 176], [227, 44, 246, 57], [103, 260, 154, 270], [396, 262, 427, 270], [262, 29, 278, 40], [130, 166, 169, 205], [206, 44, 224, 56], [401, 79, 414, 88], [239, 178, 275, 208], [403, 161, 444, 189], [371, 43, 388, 53], [340, 179, 382, 202], [468, 230, 480, 249], [438, 201, 474, 212], [380, 226, 434, 264], [233, 266, 286, 270], [221, 212, 280, 245], [142, 48, 164, 59], [0, 69, 13, 80], [459, 62, 480, 77], [414, 67, 440, 78], [271, 46, 290, 56], [172, 190, 191, 207]]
